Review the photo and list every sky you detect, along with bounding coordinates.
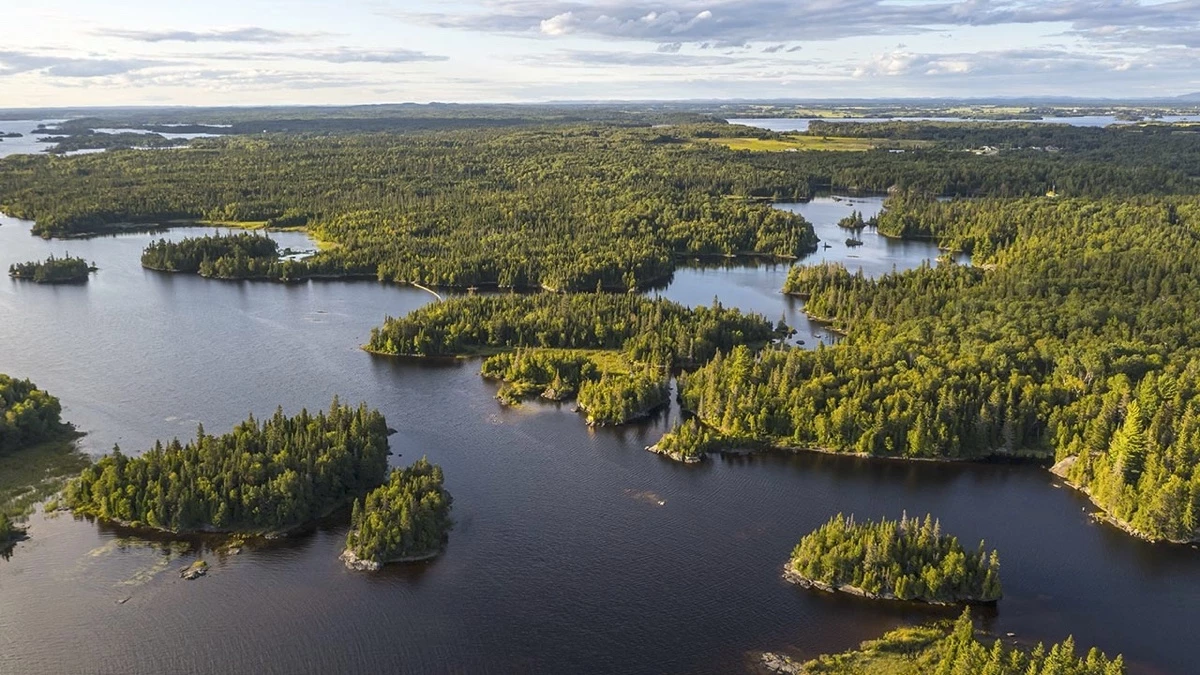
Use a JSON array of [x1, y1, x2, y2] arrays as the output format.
[[1, 0, 1199, 106]]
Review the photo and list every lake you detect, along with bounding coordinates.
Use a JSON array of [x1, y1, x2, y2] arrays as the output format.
[[0, 202, 1196, 674], [730, 115, 1200, 132]]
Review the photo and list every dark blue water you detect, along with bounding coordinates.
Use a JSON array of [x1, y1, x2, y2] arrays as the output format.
[[0, 205, 1195, 675]]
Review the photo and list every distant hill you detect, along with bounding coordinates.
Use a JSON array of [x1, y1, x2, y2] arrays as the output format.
[[1177, 92, 1200, 102]]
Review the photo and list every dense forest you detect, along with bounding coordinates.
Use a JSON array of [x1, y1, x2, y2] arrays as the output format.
[[8, 254, 94, 283], [140, 232, 328, 281], [672, 195, 1200, 542], [576, 368, 671, 426], [0, 375, 67, 454], [367, 293, 782, 368], [5, 119, 1197, 291], [794, 608, 1124, 675], [343, 458, 452, 570], [482, 350, 600, 403], [787, 514, 1002, 604], [64, 400, 390, 534]]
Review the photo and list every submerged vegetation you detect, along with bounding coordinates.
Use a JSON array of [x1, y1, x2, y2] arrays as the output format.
[[786, 514, 1001, 605], [8, 254, 94, 283], [789, 608, 1124, 675], [64, 400, 390, 535], [343, 458, 453, 570]]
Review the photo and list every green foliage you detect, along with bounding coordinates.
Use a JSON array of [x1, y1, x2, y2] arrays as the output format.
[[345, 457, 452, 564], [576, 367, 670, 426], [652, 417, 727, 460], [481, 350, 599, 402], [368, 293, 781, 368], [0, 375, 66, 454], [684, 195, 1200, 541], [141, 232, 340, 281], [1, 126, 819, 290], [802, 608, 1124, 675], [64, 399, 390, 534], [789, 514, 1002, 603], [0, 512, 18, 544], [8, 254, 93, 283]]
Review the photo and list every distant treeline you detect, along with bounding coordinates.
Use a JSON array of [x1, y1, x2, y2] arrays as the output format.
[[5, 122, 1195, 290]]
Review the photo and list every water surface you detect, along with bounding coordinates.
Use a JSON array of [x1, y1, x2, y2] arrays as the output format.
[[0, 207, 1195, 675]]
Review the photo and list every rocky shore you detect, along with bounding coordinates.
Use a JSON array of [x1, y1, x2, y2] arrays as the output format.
[[340, 547, 441, 572]]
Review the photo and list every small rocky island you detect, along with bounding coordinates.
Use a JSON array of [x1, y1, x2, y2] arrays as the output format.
[[342, 458, 453, 571], [785, 513, 1002, 605], [9, 255, 96, 284]]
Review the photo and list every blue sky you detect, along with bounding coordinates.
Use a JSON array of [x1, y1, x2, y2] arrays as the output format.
[[2, 0, 1199, 106]]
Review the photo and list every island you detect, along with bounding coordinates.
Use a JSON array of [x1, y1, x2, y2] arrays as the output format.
[[141, 232, 333, 282], [341, 457, 453, 571], [8, 255, 96, 283], [64, 399, 390, 536], [784, 513, 1002, 605], [369, 293, 784, 426], [762, 608, 1124, 675]]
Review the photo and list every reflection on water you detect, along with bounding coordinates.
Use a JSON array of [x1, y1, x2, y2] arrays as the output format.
[[0, 204, 1196, 675]]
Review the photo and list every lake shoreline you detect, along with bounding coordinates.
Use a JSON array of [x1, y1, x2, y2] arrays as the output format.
[[782, 563, 999, 607]]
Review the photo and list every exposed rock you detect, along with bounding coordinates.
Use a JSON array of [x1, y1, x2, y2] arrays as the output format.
[[179, 560, 208, 580], [760, 652, 804, 674]]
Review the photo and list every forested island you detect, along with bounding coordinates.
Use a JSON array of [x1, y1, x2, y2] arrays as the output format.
[[785, 514, 1002, 605], [766, 608, 1124, 675], [367, 293, 782, 366], [64, 400, 390, 535], [342, 458, 453, 571], [370, 293, 780, 425], [8, 255, 95, 283], [141, 232, 322, 281]]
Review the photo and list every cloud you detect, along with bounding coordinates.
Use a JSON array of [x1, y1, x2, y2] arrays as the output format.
[[850, 47, 1175, 79], [95, 27, 325, 43], [400, 0, 1200, 48], [0, 50, 167, 78], [531, 49, 752, 68], [284, 48, 448, 64]]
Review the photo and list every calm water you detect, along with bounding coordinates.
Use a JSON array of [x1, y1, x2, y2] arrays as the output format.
[[0, 205, 1197, 675], [0, 120, 63, 158], [730, 115, 1200, 132]]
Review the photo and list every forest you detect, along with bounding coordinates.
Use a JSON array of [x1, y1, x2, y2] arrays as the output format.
[[672, 194, 1200, 543], [367, 293, 782, 368], [5, 118, 1198, 292], [343, 457, 453, 570], [8, 254, 94, 283], [795, 608, 1123, 675], [0, 375, 67, 454], [787, 514, 1002, 604], [139, 232, 330, 281], [64, 400, 390, 534]]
